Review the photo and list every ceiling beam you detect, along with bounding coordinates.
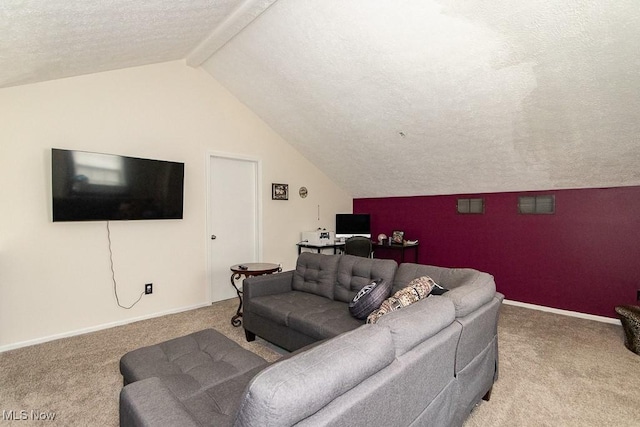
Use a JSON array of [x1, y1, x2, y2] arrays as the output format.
[[186, 0, 279, 67]]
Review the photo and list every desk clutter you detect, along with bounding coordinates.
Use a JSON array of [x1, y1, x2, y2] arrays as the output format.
[[299, 228, 418, 248], [298, 230, 419, 262], [301, 229, 335, 246]]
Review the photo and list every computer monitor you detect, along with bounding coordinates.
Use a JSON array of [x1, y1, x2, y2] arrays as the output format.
[[335, 213, 371, 239]]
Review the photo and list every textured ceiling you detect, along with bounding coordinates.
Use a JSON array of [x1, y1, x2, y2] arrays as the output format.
[[2, 0, 640, 198], [0, 0, 275, 87], [203, 0, 640, 197]]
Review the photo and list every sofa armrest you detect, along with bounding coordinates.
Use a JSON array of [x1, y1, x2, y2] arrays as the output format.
[[441, 272, 496, 318], [120, 377, 200, 427], [243, 270, 294, 303]]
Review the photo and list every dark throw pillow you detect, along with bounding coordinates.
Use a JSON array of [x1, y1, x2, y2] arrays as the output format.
[[430, 282, 449, 295], [348, 278, 392, 320]]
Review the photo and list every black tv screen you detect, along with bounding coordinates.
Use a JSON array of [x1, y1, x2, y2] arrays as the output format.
[[336, 213, 371, 238], [51, 149, 184, 222]]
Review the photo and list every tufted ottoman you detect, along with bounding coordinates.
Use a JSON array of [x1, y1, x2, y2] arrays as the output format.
[[120, 329, 267, 385], [119, 329, 268, 426]]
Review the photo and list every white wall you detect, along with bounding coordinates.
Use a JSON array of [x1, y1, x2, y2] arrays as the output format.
[[0, 61, 351, 350]]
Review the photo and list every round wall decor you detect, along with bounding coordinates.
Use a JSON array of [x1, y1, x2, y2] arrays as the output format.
[[299, 186, 308, 198]]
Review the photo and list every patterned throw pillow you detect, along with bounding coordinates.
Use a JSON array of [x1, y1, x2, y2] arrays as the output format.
[[348, 278, 392, 320], [366, 276, 436, 324]]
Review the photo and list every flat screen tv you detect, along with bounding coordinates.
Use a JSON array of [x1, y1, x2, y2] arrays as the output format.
[[335, 213, 371, 239], [51, 148, 184, 222]]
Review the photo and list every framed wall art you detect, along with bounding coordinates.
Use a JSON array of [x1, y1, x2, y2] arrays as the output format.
[[391, 230, 404, 244], [272, 183, 289, 200]]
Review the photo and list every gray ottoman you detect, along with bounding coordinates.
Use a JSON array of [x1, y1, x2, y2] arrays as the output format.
[[120, 329, 267, 385], [120, 329, 268, 426]]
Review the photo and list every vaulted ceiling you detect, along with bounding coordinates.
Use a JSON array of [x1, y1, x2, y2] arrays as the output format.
[[3, 0, 640, 197]]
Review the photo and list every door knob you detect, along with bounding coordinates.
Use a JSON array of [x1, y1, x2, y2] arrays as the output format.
[[211, 235, 217, 240]]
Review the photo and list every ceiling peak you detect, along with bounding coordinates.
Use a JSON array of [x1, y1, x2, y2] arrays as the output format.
[[186, 0, 279, 67]]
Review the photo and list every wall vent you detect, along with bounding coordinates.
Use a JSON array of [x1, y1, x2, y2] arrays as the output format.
[[457, 198, 484, 214], [518, 195, 555, 214]]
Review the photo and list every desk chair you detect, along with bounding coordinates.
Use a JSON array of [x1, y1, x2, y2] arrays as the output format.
[[344, 236, 373, 258]]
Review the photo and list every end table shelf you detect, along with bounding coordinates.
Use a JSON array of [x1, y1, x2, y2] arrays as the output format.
[[230, 263, 281, 327]]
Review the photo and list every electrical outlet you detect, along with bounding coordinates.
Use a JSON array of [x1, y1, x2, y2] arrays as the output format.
[[145, 283, 153, 295]]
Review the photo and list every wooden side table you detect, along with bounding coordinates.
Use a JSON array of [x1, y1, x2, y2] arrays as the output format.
[[230, 263, 281, 327], [372, 241, 419, 263]]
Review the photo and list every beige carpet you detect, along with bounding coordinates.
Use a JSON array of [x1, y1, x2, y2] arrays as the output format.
[[466, 304, 640, 426], [0, 299, 638, 426]]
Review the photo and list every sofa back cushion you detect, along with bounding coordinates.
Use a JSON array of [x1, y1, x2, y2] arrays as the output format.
[[292, 253, 340, 299], [375, 296, 455, 356], [233, 324, 395, 427], [335, 255, 398, 303], [393, 263, 496, 317]]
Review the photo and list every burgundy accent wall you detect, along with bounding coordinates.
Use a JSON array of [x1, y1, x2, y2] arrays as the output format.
[[354, 186, 640, 318]]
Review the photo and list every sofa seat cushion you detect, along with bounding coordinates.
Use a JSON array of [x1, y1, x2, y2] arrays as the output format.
[[171, 366, 265, 425], [393, 263, 496, 317], [288, 301, 365, 341], [249, 291, 335, 326], [251, 291, 364, 340], [120, 363, 266, 427], [120, 329, 267, 386]]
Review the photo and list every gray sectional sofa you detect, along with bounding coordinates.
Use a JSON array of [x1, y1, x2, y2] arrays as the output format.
[[119, 253, 503, 426]]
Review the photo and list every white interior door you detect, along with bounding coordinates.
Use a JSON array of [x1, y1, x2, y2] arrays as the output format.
[[208, 155, 260, 302]]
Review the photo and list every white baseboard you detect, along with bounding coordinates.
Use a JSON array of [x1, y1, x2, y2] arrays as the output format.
[[503, 299, 621, 325], [0, 302, 210, 353]]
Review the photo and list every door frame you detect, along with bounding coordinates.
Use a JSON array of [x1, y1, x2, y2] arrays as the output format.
[[205, 151, 263, 303]]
